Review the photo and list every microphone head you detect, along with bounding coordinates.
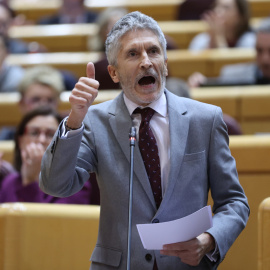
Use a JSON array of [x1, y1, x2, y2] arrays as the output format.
[[129, 127, 136, 139]]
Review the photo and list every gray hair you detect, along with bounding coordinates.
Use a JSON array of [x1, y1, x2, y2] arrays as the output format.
[[18, 65, 64, 97], [256, 18, 270, 34], [105, 11, 167, 66]]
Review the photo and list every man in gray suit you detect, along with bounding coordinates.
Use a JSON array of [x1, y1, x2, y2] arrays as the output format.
[[40, 12, 249, 270]]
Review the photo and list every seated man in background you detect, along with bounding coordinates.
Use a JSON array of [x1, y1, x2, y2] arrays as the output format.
[[0, 65, 65, 140], [38, 0, 98, 24], [0, 33, 24, 93], [0, 2, 45, 53], [188, 18, 270, 87]]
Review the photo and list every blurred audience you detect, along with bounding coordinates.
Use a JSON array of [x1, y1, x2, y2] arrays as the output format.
[[189, 0, 255, 51], [0, 65, 65, 140], [38, 0, 98, 24], [177, 0, 214, 20], [0, 2, 45, 53], [0, 107, 99, 204], [188, 18, 270, 87], [0, 33, 24, 92]]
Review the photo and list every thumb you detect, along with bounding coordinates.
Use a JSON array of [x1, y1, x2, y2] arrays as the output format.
[[86, 62, 95, 79]]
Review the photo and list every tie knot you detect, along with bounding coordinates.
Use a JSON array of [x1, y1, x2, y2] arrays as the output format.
[[133, 107, 156, 122]]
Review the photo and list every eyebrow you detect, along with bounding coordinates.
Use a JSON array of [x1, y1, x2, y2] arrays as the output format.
[[125, 44, 161, 54]]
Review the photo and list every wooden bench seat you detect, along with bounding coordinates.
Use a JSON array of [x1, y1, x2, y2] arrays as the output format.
[[0, 203, 100, 270]]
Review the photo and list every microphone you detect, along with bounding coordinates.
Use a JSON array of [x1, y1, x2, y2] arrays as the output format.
[[129, 127, 136, 146], [127, 127, 136, 270]]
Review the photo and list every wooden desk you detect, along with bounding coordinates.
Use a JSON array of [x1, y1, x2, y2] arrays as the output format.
[[9, 24, 99, 52], [6, 51, 103, 78], [5, 48, 255, 79], [8, 18, 262, 52], [1, 86, 270, 134], [249, 0, 270, 18], [9, 0, 270, 23], [192, 85, 270, 134], [167, 48, 255, 79], [10, 0, 183, 22]]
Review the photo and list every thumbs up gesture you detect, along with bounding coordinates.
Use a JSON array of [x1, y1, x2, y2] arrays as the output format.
[[67, 62, 99, 129]]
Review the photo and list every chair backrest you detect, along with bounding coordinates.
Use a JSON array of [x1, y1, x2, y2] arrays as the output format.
[[258, 197, 270, 270], [0, 203, 100, 270]]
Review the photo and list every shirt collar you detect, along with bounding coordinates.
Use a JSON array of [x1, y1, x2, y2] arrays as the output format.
[[123, 92, 167, 118]]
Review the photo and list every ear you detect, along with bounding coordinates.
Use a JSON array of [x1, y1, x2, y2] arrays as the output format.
[[108, 65, 120, 83], [164, 58, 168, 77]]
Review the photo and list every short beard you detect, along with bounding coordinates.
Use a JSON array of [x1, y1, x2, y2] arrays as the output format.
[[119, 65, 167, 104]]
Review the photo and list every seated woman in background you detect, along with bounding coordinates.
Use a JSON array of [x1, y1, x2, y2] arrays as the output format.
[[189, 0, 255, 50], [0, 107, 99, 204]]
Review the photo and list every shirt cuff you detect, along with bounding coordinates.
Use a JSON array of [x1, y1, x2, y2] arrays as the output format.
[[206, 238, 219, 262], [61, 117, 84, 138]]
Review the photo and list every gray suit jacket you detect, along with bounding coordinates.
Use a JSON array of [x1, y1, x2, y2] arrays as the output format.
[[40, 90, 249, 270]]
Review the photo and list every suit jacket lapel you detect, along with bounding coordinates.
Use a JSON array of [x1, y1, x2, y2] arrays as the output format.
[[159, 91, 189, 210], [108, 92, 156, 209]]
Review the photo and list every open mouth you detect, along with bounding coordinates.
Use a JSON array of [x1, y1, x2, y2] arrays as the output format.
[[138, 76, 156, 86]]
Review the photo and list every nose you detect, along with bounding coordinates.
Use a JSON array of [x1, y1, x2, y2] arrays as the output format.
[[140, 52, 152, 69], [38, 132, 48, 144]]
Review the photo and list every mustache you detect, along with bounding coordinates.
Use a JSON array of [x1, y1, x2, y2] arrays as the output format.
[[135, 69, 158, 83]]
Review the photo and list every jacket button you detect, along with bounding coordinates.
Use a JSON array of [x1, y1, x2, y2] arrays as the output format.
[[145, 253, 152, 261], [152, 219, 159, 223]]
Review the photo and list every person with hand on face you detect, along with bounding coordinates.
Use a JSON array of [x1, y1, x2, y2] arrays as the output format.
[[40, 12, 249, 269], [188, 18, 270, 87], [0, 107, 97, 204], [189, 0, 255, 50]]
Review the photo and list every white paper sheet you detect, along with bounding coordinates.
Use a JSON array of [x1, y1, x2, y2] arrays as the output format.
[[136, 205, 213, 250]]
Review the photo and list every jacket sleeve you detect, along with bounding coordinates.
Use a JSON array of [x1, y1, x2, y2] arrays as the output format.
[[206, 107, 250, 264]]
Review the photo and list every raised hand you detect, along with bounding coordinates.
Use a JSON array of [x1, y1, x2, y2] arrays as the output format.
[[202, 10, 227, 48], [21, 142, 45, 186], [67, 62, 99, 129]]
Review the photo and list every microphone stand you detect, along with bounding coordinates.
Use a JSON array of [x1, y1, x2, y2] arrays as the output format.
[[127, 127, 136, 270]]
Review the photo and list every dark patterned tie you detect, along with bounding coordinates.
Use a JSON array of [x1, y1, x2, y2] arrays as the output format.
[[134, 107, 162, 209]]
